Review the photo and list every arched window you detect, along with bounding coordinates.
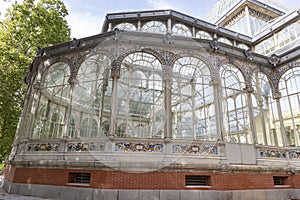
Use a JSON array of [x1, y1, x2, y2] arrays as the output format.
[[237, 43, 249, 50], [141, 21, 167, 34], [116, 52, 164, 138], [172, 23, 192, 37], [71, 54, 112, 138], [113, 23, 137, 31], [279, 67, 300, 147], [32, 62, 70, 139], [196, 31, 212, 40], [43, 62, 70, 100], [251, 72, 277, 146], [172, 57, 215, 140], [218, 38, 232, 45], [220, 64, 250, 143]]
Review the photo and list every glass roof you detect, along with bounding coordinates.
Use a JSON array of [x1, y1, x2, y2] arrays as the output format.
[[205, 0, 291, 24]]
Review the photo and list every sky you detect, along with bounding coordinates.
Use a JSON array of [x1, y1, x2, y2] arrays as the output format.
[[62, 0, 219, 38], [0, 0, 300, 39]]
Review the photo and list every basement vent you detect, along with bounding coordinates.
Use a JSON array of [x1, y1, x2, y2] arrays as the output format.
[[185, 175, 210, 187], [273, 176, 287, 186], [68, 172, 91, 185]]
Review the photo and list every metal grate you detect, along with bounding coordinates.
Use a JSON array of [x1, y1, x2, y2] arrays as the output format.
[[69, 172, 91, 184], [273, 176, 287, 185], [185, 175, 210, 186]]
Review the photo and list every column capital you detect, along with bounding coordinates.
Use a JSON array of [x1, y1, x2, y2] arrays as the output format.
[[245, 86, 253, 93], [273, 92, 282, 99], [111, 63, 121, 78], [111, 70, 120, 78], [68, 77, 79, 85], [210, 79, 220, 86], [33, 81, 42, 90]]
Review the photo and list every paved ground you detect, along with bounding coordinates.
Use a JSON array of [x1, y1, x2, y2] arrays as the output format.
[[0, 175, 53, 200]]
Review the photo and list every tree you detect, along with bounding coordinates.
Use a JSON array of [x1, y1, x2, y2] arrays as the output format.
[[0, 0, 71, 163]]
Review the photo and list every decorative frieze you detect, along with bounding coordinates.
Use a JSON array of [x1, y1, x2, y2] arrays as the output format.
[[259, 148, 286, 158], [224, 10, 245, 28], [27, 143, 60, 152], [259, 148, 300, 159], [289, 151, 300, 159], [115, 142, 163, 152], [67, 142, 104, 152], [172, 144, 218, 155], [249, 8, 273, 22]]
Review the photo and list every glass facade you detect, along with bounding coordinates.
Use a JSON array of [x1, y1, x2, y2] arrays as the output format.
[[5, 2, 300, 198], [10, 2, 300, 168], [20, 44, 300, 147]]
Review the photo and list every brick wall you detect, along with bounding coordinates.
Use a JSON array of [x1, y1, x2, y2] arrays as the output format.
[[4, 165, 300, 190]]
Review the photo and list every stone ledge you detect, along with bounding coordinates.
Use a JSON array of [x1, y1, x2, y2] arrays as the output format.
[[7, 159, 296, 174], [2, 180, 300, 200]]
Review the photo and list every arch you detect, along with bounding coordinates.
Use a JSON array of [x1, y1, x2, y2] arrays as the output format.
[[41, 52, 89, 80], [218, 37, 233, 45], [88, 49, 115, 64], [113, 23, 137, 31], [170, 53, 213, 76], [172, 23, 192, 37], [70, 53, 112, 138], [278, 67, 300, 147], [220, 63, 250, 143], [116, 48, 166, 67], [251, 71, 278, 146], [219, 63, 246, 91], [39, 58, 70, 76], [31, 62, 70, 139], [141, 21, 167, 34], [172, 56, 215, 140], [42, 62, 70, 89], [116, 52, 164, 138], [237, 43, 249, 50], [196, 31, 212, 40]]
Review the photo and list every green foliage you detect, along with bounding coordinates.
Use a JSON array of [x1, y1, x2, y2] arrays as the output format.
[[0, 160, 4, 171], [0, 0, 71, 162]]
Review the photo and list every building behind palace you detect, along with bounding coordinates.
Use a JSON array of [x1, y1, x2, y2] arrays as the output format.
[[2, 0, 300, 199]]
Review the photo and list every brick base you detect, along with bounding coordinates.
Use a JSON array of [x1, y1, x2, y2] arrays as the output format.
[[4, 164, 300, 190]]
